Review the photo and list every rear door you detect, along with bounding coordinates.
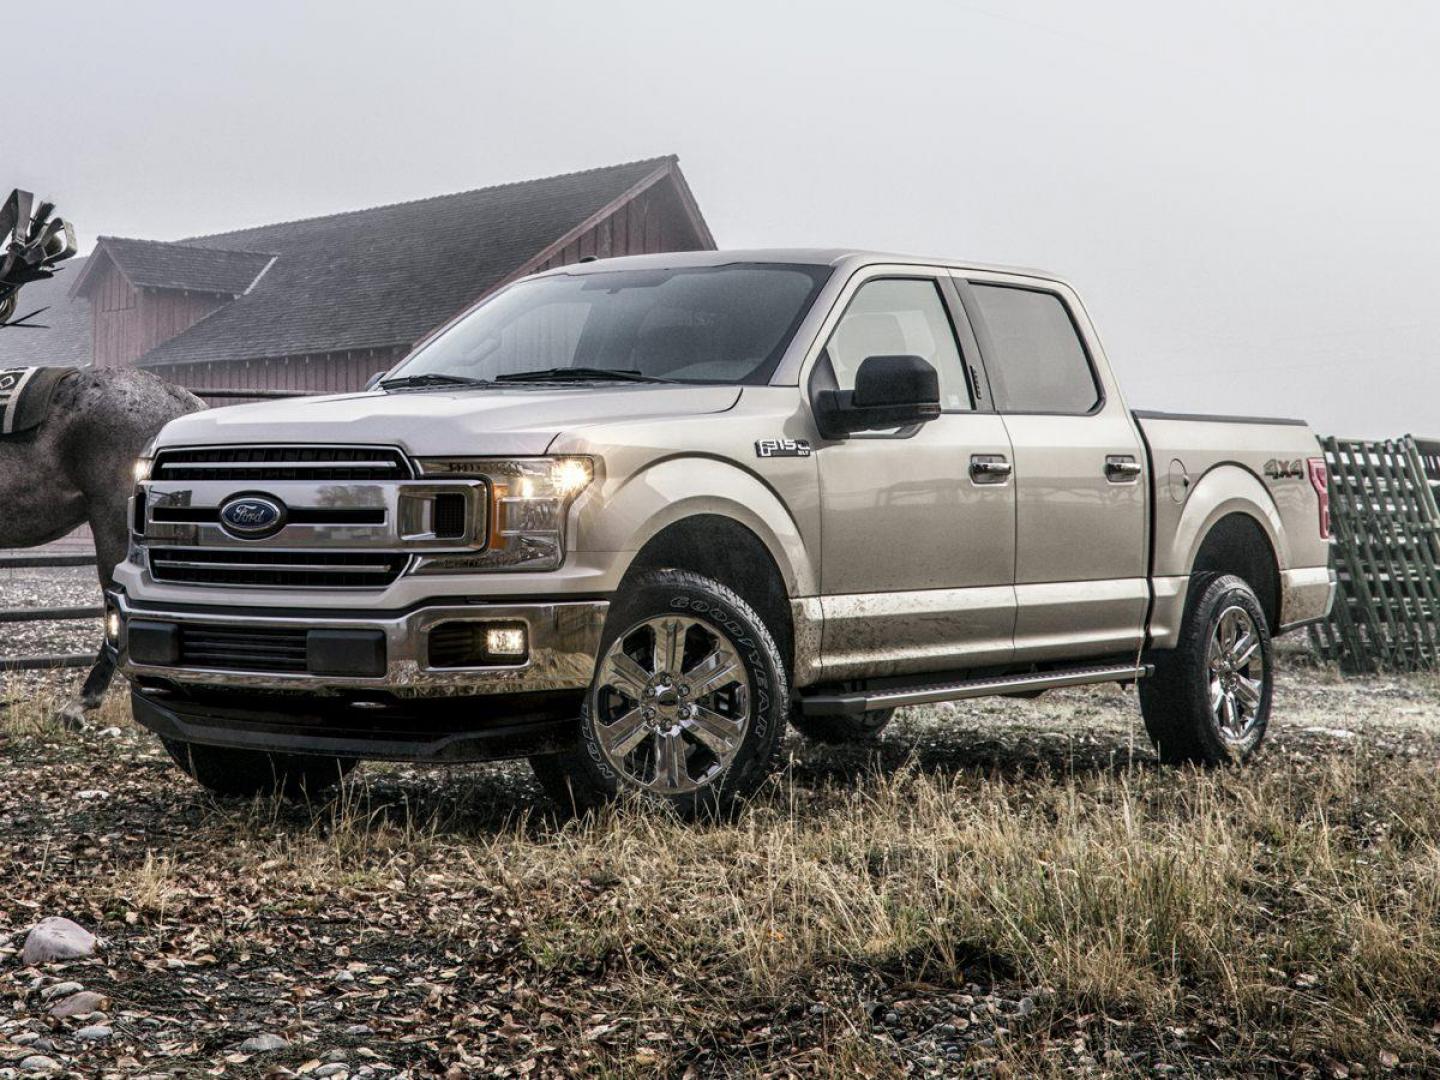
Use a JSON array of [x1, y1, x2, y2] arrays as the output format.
[[957, 276, 1149, 661]]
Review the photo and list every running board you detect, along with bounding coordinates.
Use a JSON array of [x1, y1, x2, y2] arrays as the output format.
[[799, 662, 1152, 717]]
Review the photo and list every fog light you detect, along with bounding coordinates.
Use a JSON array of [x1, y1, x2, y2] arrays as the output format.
[[105, 609, 122, 645], [485, 626, 528, 657]]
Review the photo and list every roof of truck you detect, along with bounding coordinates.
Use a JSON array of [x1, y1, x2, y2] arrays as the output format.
[[529, 247, 1073, 287]]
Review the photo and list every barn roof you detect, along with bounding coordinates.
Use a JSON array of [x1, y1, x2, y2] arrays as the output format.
[[0, 256, 92, 368], [75, 238, 275, 296], [124, 156, 704, 368]]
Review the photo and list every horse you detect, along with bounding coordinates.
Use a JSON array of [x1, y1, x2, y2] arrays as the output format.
[[1, 368, 204, 725]]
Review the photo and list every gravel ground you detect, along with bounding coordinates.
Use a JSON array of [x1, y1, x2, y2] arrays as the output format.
[[3, 657, 1440, 1077]]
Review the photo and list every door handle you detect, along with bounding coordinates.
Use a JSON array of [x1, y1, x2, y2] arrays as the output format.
[[1105, 455, 1143, 482], [970, 454, 1012, 484]]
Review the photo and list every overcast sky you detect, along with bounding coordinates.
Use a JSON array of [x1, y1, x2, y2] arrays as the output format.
[[7, 1, 1438, 436]]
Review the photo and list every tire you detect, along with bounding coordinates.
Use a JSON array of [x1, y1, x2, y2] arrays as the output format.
[[789, 707, 895, 744], [1139, 573, 1273, 765], [161, 738, 357, 799], [530, 569, 789, 818]]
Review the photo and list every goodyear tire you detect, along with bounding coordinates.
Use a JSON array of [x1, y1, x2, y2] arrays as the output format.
[[530, 569, 788, 818], [1140, 573, 1273, 765], [161, 738, 356, 799], [789, 707, 895, 744]]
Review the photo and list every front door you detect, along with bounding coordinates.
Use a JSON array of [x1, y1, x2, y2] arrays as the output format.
[[813, 272, 1016, 680], [959, 278, 1148, 662]]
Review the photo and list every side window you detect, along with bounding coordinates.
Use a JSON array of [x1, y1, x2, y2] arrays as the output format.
[[967, 285, 1100, 414], [824, 278, 972, 411]]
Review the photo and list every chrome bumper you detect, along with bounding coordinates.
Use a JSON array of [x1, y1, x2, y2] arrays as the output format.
[[110, 591, 608, 696]]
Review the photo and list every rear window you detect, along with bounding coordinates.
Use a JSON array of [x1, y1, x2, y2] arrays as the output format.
[[968, 285, 1100, 414]]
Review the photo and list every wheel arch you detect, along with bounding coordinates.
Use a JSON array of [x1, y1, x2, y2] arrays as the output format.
[[1151, 465, 1286, 642], [619, 513, 796, 686]]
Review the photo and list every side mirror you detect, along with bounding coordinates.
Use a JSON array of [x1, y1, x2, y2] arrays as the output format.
[[814, 354, 942, 438]]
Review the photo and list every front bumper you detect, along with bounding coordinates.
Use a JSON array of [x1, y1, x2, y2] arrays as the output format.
[[110, 591, 608, 696]]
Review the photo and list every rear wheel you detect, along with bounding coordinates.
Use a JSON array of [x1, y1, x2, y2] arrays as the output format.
[[789, 707, 895, 744], [1140, 573, 1273, 765], [161, 738, 356, 799], [530, 570, 788, 818]]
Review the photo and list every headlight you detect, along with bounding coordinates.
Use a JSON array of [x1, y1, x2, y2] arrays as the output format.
[[133, 456, 153, 482], [411, 456, 596, 572]]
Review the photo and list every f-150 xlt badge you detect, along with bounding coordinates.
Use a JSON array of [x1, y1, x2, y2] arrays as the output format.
[[755, 438, 811, 459], [1264, 458, 1305, 480]]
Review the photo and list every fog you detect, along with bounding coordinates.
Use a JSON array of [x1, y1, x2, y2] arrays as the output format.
[[7, 0, 1438, 436]]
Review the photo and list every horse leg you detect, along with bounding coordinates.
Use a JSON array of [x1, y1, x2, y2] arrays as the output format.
[[57, 499, 130, 731]]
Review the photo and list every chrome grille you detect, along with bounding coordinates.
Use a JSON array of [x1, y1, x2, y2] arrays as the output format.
[[153, 445, 411, 482], [149, 548, 408, 589]]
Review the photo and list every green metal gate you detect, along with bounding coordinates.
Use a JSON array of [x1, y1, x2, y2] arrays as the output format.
[[1309, 436, 1440, 673]]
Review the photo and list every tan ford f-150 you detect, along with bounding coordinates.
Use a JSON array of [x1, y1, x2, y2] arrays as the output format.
[[107, 249, 1336, 815]]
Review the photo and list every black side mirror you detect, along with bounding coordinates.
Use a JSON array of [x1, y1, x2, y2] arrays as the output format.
[[814, 354, 942, 438]]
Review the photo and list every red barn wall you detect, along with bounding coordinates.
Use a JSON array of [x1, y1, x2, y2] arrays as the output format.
[[89, 256, 227, 369], [534, 180, 709, 272]]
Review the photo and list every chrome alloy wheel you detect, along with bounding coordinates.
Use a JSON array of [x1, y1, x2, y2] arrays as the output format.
[[591, 614, 752, 795], [1207, 605, 1264, 744]]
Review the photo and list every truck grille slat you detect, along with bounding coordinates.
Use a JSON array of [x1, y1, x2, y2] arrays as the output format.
[[179, 625, 311, 673], [153, 445, 411, 482], [149, 548, 407, 589]]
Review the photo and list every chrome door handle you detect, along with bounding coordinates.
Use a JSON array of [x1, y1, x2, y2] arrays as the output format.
[[1105, 455, 1143, 482], [970, 454, 1012, 484]]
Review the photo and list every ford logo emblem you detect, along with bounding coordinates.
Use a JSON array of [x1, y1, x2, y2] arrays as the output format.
[[219, 495, 287, 539]]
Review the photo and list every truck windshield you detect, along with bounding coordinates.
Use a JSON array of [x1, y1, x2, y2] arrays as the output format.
[[389, 263, 831, 386]]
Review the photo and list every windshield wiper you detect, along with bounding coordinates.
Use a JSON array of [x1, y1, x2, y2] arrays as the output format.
[[379, 372, 492, 390], [494, 367, 672, 384]]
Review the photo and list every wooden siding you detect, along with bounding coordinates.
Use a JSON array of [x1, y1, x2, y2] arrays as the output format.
[[89, 257, 141, 369], [88, 252, 228, 369], [534, 176, 710, 272]]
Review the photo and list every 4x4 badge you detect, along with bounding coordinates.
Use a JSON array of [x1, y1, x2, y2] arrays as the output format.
[[755, 438, 811, 459]]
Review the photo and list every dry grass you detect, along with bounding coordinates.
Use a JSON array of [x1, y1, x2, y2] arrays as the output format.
[[3, 663, 1440, 1076]]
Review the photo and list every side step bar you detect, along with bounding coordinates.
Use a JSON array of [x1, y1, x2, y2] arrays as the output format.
[[799, 662, 1153, 717]]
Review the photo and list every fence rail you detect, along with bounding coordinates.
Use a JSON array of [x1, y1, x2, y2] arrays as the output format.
[[0, 547, 101, 675]]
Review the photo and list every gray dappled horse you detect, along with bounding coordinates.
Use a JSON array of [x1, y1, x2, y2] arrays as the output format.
[[1, 368, 202, 724], [0, 190, 203, 723]]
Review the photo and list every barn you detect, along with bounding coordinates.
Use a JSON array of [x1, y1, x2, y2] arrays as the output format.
[[14, 156, 712, 393]]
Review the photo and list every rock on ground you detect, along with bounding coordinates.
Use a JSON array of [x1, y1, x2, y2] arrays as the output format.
[[48, 990, 107, 1018], [239, 1033, 289, 1053], [18, 919, 96, 966]]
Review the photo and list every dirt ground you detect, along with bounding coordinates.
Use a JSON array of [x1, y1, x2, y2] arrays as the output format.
[[2, 655, 1440, 1078]]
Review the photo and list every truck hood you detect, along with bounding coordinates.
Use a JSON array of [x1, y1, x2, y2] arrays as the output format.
[[156, 384, 743, 457]]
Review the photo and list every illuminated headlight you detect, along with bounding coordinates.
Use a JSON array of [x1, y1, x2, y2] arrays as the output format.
[[412, 456, 596, 572], [132, 456, 153, 482]]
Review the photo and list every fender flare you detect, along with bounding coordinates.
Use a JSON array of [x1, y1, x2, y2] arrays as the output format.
[[1167, 464, 1289, 577], [573, 455, 818, 596]]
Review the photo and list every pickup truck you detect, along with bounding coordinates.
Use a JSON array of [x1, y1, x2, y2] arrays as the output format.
[[108, 249, 1336, 815]]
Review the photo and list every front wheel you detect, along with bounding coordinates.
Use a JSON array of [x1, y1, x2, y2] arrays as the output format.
[[530, 569, 788, 818], [161, 738, 357, 799], [1140, 573, 1273, 765]]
